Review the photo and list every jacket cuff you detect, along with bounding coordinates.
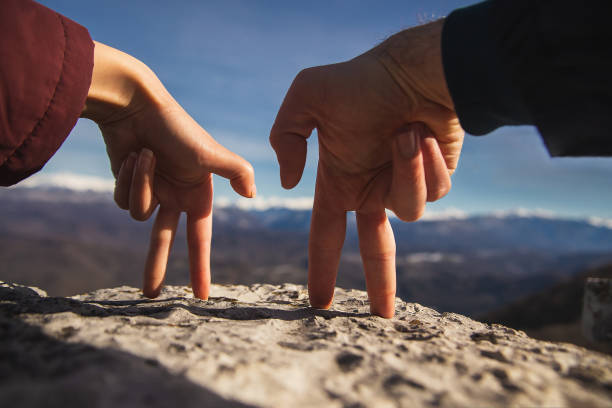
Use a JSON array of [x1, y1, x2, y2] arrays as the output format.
[[441, 1, 531, 136], [0, 5, 94, 185]]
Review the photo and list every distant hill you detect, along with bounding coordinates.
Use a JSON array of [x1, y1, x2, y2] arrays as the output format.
[[479, 263, 612, 354], [1, 187, 612, 319]]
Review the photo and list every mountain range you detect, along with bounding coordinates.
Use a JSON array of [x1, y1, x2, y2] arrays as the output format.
[[1, 186, 611, 325]]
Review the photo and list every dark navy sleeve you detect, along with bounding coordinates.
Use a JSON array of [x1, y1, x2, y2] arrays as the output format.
[[441, 0, 612, 156]]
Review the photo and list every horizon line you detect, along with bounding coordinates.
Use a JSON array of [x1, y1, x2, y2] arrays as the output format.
[[11, 171, 612, 228]]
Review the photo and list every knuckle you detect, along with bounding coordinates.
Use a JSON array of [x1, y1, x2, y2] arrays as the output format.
[[369, 288, 397, 301], [142, 287, 160, 299], [151, 234, 173, 249], [294, 67, 316, 83], [269, 132, 279, 148], [292, 66, 324, 96], [358, 210, 388, 224], [269, 123, 286, 147], [242, 161, 255, 178], [362, 249, 396, 263]]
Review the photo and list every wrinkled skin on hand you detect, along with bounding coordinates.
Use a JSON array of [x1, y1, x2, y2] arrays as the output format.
[[270, 20, 464, 317], [83, 42, 255, 300]]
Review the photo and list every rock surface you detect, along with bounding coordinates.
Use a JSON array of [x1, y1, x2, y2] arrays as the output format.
[[1, 281, 612, 408]]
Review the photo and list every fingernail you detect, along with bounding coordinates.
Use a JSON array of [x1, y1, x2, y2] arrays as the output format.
[[127, 152, 138, 164], [249, 183, 257, 198], [121, 152, 138, 176], [397, 130, 418, 159], [139, 148, 154, 171]]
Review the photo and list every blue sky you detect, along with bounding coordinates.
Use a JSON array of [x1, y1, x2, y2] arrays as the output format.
[[37, 0, 612, 219]]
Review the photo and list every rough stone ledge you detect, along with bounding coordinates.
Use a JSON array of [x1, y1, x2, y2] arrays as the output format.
[[1, 281, 612, 408]]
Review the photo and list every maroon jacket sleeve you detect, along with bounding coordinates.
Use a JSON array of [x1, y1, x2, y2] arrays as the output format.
[[0, 0, 94, 186]]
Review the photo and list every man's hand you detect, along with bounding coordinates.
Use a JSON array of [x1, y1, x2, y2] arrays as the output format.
[[270, 20, 464, 317], [82, 42, 256, 299]]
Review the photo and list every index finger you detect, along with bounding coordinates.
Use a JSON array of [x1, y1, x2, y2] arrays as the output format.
[[269, 68, 319, 189], [308, 173, 347, 310], [143, 206, 180, 298]]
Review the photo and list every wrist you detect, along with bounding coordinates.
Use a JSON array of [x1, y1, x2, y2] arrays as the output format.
[[372, 19, 454, 111], [81, 41, 166, 124]]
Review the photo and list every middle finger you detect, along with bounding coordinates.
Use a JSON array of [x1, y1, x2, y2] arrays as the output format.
[[356, 209, 396, 318]]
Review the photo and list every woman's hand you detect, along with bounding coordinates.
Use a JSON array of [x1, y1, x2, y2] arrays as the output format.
[[82, 42, 256, 299]]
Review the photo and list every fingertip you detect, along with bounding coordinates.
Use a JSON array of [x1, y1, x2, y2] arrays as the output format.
[[130, 209, 148, 222], [369, 297, 396, 318], [392, 206, 425, 223], [308, 270, 335, 310], [270, 133, 307, 190], [281, 177, 299, 190], [229, 161, 256, 198], [230, 179, 257, 199], [426, 177, 451, 202], [308, 295, 333, 310], [279, 168, 303, 190], [192, 285, 209, 301], [143, 286, 161, 299], [371, 306, 395, 319]]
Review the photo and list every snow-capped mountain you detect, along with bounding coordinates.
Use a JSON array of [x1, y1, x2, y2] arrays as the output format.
[[1, 186, 612, 317]]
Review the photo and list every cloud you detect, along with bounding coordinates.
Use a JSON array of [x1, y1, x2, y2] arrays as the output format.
[[490, 208, 558, 219], [14, 171, 612, 230], [587, 217, 612, 229], [420, 207, 469, 221], [215, 195, 313, 211], [18, 172, 115, 193], [385, 207, 468, 221]]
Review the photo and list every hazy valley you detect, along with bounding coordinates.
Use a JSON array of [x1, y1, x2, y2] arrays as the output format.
[[2, 186, 612, 351]]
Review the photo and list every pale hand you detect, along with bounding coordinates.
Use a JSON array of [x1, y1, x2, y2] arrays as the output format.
[[82, 42, 256, 299]]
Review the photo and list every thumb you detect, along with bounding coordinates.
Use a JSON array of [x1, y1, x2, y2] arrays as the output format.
[[203, 142, 256, 198], [269, 131, 308, 189], [269, 69, 318, 189]]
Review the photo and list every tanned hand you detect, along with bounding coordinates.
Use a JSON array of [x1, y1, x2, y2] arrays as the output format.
[[270, 20, 464, 317]]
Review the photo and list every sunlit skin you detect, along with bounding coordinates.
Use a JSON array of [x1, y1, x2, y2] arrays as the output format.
[[270, 20, 464, 317], [82, 42, 256, 300], [91, 19, 463, 317]]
